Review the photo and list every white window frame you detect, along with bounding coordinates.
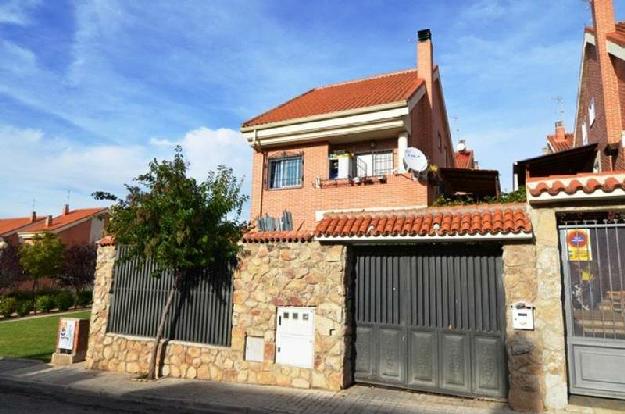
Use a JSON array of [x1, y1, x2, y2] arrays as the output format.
[[588, 97, 596, 127], [354, 150, 393, 177], [268, 156, 303, 189], [582, 121, 588, 145]]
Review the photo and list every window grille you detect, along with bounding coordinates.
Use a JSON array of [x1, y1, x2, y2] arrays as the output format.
[[269, 156, 302, 189], [354, 150, 393, 177]]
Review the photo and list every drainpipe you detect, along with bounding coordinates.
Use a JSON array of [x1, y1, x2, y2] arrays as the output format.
[[253, 129, 264, 222]]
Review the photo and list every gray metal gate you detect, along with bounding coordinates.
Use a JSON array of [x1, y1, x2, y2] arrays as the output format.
[[559, 218, 625, 399], [352, 245, 507, 399], [107, 246, 233, 346]]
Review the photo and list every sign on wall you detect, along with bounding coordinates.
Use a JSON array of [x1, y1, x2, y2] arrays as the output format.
[[58, 319, 77, 351], [566, 229, 593, 262]]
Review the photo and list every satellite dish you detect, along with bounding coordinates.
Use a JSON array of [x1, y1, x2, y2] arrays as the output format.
[[403, 147, 428, 173]]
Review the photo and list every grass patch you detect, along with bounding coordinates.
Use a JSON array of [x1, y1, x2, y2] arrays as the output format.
[[0, 310, 91, 362]]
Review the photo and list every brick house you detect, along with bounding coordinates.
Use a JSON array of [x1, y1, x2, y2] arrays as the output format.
[[574, 0, 625, 170], [16, 205, 107, 246], [241, 29, 454, 232], [543, 121, 574, 154], [0, 212, 43, 246]]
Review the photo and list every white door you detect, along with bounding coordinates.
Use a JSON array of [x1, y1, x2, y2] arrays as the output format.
[[276, 307, 315, 368]]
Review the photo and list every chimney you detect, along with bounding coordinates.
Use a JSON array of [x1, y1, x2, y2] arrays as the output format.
[[45, 215, 52, 228], [591, 0, 622, 144], [554, 121, 566, 141], [31, 211, 37, 223], [63, 204, 70, 215], [417, 29, 434, 107]]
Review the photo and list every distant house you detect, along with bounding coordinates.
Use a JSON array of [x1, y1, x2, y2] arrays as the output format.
[[0, 212, 43, 246], [453, 139, 477, 169], [543, 121, 574, 154], [16, 205, 108, 246]]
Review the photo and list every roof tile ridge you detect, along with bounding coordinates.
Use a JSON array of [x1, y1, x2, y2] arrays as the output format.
[[314, 68, 419, 90]]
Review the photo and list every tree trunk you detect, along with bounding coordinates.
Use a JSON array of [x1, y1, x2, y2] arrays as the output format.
[[32, 278, 37, 315], [147, 270, 182, 380]]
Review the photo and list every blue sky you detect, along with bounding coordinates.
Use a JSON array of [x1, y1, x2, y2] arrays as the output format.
[[1, 0, 623, 217]]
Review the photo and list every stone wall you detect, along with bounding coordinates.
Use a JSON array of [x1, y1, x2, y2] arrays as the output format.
[[86, 242, 350, 391], [503, 242, 544, 413], [503, 207, 568, 413]]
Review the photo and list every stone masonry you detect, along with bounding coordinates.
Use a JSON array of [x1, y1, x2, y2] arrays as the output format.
[[502, 206, 569, 413], [86, 241, 350, 391]]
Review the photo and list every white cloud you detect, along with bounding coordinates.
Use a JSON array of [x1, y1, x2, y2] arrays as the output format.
[[150, 127, 253, 196], [0, 124, 251, 217], [0, 0, 40, 25]]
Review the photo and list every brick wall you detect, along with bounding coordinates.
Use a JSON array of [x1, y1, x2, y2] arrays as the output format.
[[250, 141, 430, 231]]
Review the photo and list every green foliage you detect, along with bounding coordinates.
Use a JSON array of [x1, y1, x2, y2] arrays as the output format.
[[0, 297, 17, 317], [19, 233, 65, 282], [16, 300, 32, 317], [35, 295, 55, 312], [103, 146, 248, 275], [433, 187, 527, 207], [54, 290, 75, 311], [75, 290, 93, 307]]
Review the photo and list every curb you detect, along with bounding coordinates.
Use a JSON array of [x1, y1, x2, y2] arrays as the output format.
[[0, 376, 272, 414]]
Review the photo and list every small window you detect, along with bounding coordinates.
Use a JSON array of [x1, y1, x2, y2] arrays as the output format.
[[292, 312, 298, 320], [589, 98, 596, 126], [269, 156, 302, 189], [438, 132, 442, 150], [582, 121, 588, 145], [283, 312, 290, 319]]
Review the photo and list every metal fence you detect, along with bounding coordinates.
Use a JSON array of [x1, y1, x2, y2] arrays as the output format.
[[107, 246, 233, 346]]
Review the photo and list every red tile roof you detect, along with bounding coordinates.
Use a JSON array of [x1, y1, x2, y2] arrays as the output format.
[[0, 217, 42, 236], [546, 135, 573, 153], [454, 150, 474, 169], [527, 172, 625, 201], [608, 22, 625, 46], [586, 22, 625, 47], [97, 235, 116, 246], [314, 204, 532, 239], [242, 231, 313, 243], [242, 69, 424, 127], [19, 208, 107, 233]]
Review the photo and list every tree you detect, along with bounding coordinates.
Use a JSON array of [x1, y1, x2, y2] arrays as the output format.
[[95, 146, 247, 380], [59, 244, 97, 293], [19, 232, 65, 313], [0, 242, 23, 291]]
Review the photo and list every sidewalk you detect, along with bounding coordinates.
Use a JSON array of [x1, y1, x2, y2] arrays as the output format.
[[0, 358, 513, 414]]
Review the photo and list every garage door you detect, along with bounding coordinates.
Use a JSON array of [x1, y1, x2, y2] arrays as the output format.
[[353, 245, 507, 399]]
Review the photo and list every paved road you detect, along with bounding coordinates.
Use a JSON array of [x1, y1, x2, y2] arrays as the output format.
[[1, 386, 232, 414]]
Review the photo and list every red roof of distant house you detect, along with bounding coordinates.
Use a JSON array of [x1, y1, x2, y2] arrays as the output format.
[[0, 217, 41, 236], [19, 208, 107, 233], [242, 69, 425, 127], [585, 22, 625, 47], [546, 135, 573, 153], [454, 150, 474, 169], [314, 204, 532, 239]]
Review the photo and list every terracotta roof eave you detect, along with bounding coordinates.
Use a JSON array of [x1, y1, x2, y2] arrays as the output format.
[[241, 99, 411, 131], [314, 232, 533, 242]]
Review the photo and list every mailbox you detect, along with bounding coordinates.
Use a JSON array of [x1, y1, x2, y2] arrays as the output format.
[[51, 318, 90, 365], [511, 302, 535, 330]]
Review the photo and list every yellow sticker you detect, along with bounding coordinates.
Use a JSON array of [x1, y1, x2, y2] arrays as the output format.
[[567, 229, 592, 262], [581, 270, 593, 281]]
